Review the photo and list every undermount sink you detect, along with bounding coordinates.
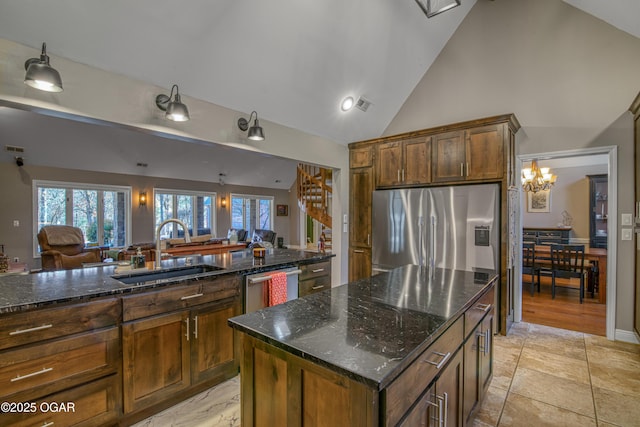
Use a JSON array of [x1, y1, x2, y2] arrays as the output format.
[[112, 264, 225, 285]]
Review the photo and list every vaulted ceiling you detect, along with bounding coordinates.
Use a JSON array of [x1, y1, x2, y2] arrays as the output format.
[[0, 0, 637, 187]]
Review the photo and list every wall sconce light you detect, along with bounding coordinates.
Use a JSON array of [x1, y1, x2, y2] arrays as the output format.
[[139, 191, 147, 206], [221, 196, 227, 208], [155, 84, 190, 121], [415, 0, 461, 18], [238, 111, 265, 141], [24, 42, 63, 92]]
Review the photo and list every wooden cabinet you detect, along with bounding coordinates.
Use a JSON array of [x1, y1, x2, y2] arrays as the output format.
[[588, 174, 608, 248], [121, 275, 240, 414], [299, 260, 331, 297], [463, 287, 495, 423], [401, 350, 464, 427], [349, 145, 374, 281], [432, 125, 503, 183], [349, 247, 371, 283], [376, 137, 431, 187], [0, 298, 121, 426]]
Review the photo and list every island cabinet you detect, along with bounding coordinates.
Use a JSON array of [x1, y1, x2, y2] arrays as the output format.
[[232, 270, 496, 427], [463, 286, 495, 423], [299, 259, 332, 297], [121, 275, 240, 416], [0, 298, 121, 426], [349, 144, 374, 281], [376, 136, 431, 188]]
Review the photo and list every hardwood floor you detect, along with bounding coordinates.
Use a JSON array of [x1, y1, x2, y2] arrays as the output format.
[[521, 274, 606, 336]]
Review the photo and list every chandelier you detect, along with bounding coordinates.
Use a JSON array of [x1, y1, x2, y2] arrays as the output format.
[[521, 160, 556, 193]]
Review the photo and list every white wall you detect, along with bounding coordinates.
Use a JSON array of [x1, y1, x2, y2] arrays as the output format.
[[384, 0, 640, 333]]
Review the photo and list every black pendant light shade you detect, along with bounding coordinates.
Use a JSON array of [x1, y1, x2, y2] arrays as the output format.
[[155, 84, 190, 122], [24, 42, 63, 92]]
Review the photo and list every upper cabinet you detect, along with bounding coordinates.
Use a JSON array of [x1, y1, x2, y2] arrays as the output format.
[[376, 136, 431, 187], [432, 124, 504, 183]]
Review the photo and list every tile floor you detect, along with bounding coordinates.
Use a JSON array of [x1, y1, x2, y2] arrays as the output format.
[[134, 322, 640, 427]]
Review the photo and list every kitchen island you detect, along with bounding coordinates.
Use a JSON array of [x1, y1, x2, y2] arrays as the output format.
[[0, 248, 333, 426], [229, 265, 497, 426]]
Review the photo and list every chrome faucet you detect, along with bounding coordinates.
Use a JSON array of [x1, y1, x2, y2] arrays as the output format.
[[155, 218, 191, 269]]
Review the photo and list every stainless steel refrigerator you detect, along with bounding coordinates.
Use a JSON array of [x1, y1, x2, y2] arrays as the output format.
[[372, 183, 500, 274]]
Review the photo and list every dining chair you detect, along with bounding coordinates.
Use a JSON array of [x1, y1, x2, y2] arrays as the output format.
[[522, 242, 539, 296], [550, 244, 586, 303]]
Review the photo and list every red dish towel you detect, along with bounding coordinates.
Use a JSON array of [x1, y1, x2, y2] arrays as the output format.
[[268, 272, 288, 306]]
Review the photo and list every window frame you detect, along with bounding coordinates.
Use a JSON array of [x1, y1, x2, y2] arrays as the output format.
[[32, 180, 132, 258], [153, 188, 217, 238], [230, 193, 275, 235]]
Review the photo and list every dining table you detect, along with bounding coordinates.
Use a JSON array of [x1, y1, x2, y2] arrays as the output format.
[[534, 245, 607, 304]]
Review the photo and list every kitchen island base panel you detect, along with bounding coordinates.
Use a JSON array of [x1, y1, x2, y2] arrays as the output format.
[[240, 334, 378, 427]]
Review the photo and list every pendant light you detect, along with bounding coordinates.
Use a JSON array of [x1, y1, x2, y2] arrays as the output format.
[[521, 159, 557, 193], [155, 84, 190, 122], [238, 111, 265, 141], [24, 42, 63, 92]]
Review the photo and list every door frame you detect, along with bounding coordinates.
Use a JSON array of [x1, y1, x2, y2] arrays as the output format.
[[516, 146, 618, 340]]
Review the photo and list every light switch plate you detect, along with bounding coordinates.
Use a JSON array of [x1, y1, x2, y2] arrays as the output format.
[[621, 228, 632, 241], [622, 213, 633, 226]]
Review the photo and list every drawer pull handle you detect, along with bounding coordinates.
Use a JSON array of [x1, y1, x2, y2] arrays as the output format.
[[11, 367, 53, 382], [10, 324, 53, 335], [311, 285, 325, 290], [353, 250, 364, 253], [475, 303, 491, 312], [42, 422, 54, 427], [311, 268, 325, 273], [424, 351, 451, 370], [180, 293, 204, 301]]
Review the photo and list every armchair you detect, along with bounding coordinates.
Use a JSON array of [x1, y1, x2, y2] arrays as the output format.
[[37, 225, 101, 271], [249, 229, 277, 247]]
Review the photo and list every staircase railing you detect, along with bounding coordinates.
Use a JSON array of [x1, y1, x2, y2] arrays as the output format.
[[297, 163, 332, 228]]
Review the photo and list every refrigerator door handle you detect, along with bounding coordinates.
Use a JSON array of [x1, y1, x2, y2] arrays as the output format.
[[418, 216, 424, 266], [430, 215, 436, 270]]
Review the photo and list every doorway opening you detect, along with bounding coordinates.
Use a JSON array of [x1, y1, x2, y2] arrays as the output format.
[[516, 146, 617, 339]]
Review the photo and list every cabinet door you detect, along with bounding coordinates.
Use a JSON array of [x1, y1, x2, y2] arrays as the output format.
[[465, 125, 503, 180], [478, 313, 494, 394], [122, 311, 191, 413], [191, 299, 239, 384], [349, 167, 373, 248], [400, 350, 463, 427], [349, 247, 371, 282], [404, 137, 431, 185], [376, 141, 403, 187], [463, 326, 480, 423], [432, 131, 466, 182]]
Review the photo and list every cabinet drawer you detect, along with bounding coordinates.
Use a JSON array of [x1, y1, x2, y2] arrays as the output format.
[[300, 261, 331, 280], [122, 276, 239, 321], [0, 327, 119, 400], [385, 315, 464, 427], [0, 299, 119, 351], [464, 286, 495, 338], [2, 374, 120, 427], [299, 276, 331, 297]]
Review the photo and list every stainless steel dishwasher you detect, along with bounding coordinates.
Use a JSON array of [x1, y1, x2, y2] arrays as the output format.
[[244, 267, 300, 313]]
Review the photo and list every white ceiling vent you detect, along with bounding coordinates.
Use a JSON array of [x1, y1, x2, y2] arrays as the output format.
[[355, 97, 372, 112], [5, 145, 25, 153]]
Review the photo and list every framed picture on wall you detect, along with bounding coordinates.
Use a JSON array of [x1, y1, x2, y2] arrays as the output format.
[[276, 204, 288, 216], [527, 190, 551, 213]]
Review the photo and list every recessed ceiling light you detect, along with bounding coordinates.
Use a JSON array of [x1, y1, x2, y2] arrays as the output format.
[[341, 96, 354, 112]]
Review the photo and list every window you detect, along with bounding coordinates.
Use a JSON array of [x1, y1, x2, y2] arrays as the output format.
[[154, 189, 216, 238], [33, 181, 131, 256], [231, 194, 274, 235]]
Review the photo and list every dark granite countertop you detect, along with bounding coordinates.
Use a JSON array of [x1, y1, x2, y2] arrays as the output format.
[[228, 265, 497, 390], [0, 248, 334, 314]]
